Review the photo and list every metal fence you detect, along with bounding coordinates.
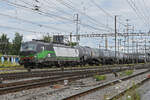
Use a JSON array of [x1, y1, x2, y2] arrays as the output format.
[[0, 55, 20, 64]]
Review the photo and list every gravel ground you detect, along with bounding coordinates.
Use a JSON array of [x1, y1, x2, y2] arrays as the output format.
[[0, 69, 147, 100], [116, 73, 150, 100], [72, 71, 149, 100], [141, 90, 150, 100], [138, 79, 150, 100]]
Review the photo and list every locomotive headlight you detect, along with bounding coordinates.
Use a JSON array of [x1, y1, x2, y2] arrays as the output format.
[[48, 54, 51, 57], [34, 55, 37, 58]]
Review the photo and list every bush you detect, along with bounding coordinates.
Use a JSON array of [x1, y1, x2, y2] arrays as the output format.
[[125, 70, 133, 76], [94, 75, 106, 81]]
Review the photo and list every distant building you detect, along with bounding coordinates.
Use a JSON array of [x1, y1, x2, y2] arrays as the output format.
[[53, 35, 64, 44]]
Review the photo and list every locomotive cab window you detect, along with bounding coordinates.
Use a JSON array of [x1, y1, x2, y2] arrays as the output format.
[[21, 43, 37, 51]]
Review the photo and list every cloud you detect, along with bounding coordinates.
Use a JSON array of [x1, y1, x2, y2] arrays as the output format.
[[0, 0, 149, 49]]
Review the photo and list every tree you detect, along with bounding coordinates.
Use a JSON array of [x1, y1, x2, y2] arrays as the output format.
[[8, 43, 13, 55], [12, 32, 23, 55], [0, 34, 9, 55], [68, 42, 78, 46], [42, 34, 52, 42]]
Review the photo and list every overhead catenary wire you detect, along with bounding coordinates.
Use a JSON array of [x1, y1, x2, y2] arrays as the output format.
[[32, 0, 76, 25], [18, 0, 33, 7], [0, 0, 110, 32], [126, 0, 148, 28], [133, 0, 149, 28], [0, 13, 71, 33], [55, 0, 114, 31], [20, 0, 72, 18], [91, 0, 113, 18], [0, 0, 74, 23], [43, 0, 72, 15], [41, 0, 84, 25], [40, 0, 110, 31], [91, 0, 126, 27], [139, 0, 150, 28], [35, 0, 114, 31], [0, 24, 48, 34], [141, 0, 150, 17]]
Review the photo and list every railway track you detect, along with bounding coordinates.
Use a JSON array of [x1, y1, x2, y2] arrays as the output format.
[[1, 65, 149, 81], [108, 77, 149, 100], [0, 64, 148, 96], [0, 66, 131, 81], [62, 69, 150, 100], [0, 69, 112, 95], [0, 63, 149, 81], [0, 66, 137, 95]]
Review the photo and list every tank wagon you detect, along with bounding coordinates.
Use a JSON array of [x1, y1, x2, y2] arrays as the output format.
[[19, 40, 150, 69]]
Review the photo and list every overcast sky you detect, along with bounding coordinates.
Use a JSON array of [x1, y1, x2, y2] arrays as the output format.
[[0, 0, 149, 49]]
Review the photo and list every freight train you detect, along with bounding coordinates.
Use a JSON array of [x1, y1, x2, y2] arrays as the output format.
[[19, 39, 150, 69]]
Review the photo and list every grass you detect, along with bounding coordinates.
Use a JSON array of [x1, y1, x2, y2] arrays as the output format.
[[125, 70, 134, 76], [120, 70, 134, 76], [0, 70, 26, 74], [125, 89, 141, 100], [94, 75, 106, 81], [0, 62, 23, 68], [112, 91, 141, 100], [112, 82, 141, 100], [0, 62, 25, 73]]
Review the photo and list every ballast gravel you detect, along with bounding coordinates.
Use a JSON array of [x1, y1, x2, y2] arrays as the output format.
[[77, 73, 148, 100], [137, 79, 150, 100], [0, 69, 147, 100]]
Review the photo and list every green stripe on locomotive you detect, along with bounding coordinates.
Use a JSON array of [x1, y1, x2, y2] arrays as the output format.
[[35, 50, 79, 60], [21, 50, 79, 61], [36, 50, 55, 59]]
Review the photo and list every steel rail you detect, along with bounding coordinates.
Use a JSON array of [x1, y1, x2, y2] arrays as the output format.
[[62, 69, 150, 100], [0, 66, 132, 95], [0, 70, 109, 95], [108, 75, 150, 100], [0, 63, 148, 80], [0, 66, 130, 81]]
